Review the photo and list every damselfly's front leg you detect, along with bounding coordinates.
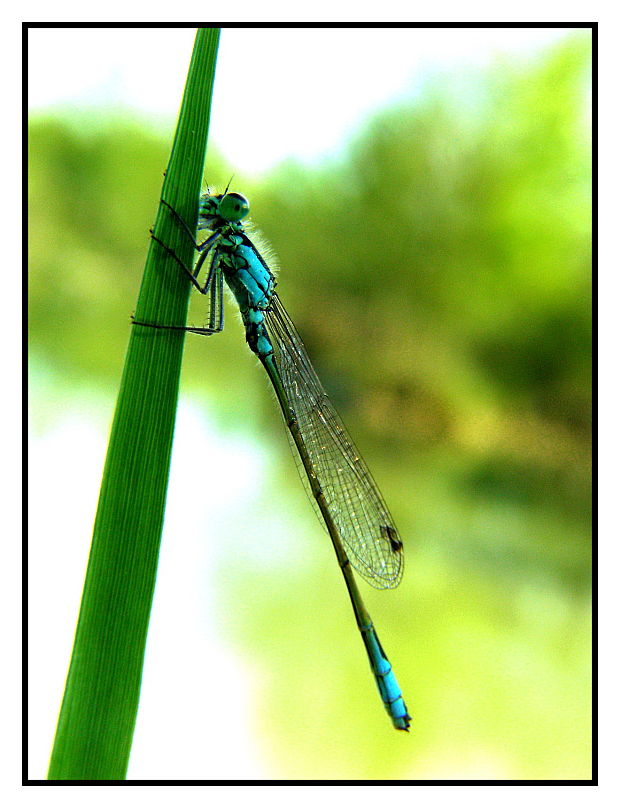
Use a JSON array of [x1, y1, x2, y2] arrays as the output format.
[[134, 197, 226, 335], [149, 197, 224, 293], [159, 198, 215, 253]]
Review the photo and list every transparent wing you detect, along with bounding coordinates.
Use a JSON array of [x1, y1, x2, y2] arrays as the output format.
[[265, 294, 404, 589]]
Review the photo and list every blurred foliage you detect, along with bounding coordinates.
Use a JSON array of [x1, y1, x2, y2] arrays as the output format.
[[29, 32, 591, 779]]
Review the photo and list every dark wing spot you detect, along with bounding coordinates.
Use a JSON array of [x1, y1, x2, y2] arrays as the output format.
[[381, 524, 402, 553]]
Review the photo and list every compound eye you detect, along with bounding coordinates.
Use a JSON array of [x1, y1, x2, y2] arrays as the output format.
[[219, 192, 250, 222]]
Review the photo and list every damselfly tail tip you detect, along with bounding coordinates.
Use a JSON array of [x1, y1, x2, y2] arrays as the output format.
[[392, 708, 412, 731]]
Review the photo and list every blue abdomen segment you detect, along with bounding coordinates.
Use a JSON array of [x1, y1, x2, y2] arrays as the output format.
[[225, 244, 275, 310], [223, 243, 275, 359], [361, 623, 411, 731]]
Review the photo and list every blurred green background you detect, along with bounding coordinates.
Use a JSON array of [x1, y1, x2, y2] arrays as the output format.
[[29, 29, 591, 780]]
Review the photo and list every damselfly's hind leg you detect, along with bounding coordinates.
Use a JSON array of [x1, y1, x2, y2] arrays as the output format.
[[150, 231, 215, 294], [135, 233, 225, 336], [133, 257, 224, 336], [131, 317, 223, 336]]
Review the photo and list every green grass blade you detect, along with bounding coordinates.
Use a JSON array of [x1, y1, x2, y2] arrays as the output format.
[[47, 27, 221, 781]]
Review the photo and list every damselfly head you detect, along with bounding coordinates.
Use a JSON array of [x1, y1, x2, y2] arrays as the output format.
[[198, 191, 250, 229], [219, 192, 250, 223]]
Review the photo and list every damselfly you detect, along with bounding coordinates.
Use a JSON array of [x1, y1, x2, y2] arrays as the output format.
[[135, 190, 411, 731]]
